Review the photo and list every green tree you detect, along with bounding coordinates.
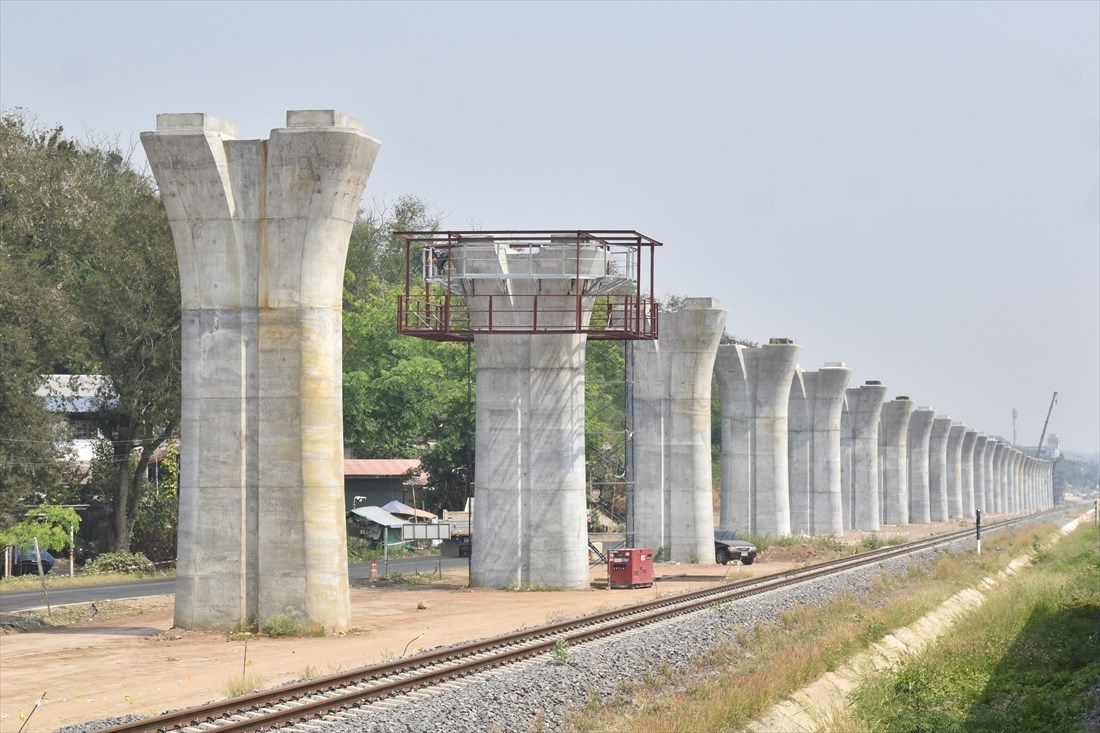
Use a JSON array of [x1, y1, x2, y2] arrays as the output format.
[[131, 442, 178, 562], [0, 110, 180, 550], [0, 503, 81, 552], [341, 198, 475, 514]]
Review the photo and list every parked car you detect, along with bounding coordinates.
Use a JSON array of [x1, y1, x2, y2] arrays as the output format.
[[14, 545, 54, 576], [714, 529, 757, 565]]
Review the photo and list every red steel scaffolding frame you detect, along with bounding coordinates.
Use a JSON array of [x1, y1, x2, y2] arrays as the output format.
[[395, 230, 661, 341]]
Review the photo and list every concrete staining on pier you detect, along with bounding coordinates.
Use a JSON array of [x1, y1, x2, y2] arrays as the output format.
[[142, 110, 379, 631], [715, 340, 801, 537], [635, 300, 727, 561]]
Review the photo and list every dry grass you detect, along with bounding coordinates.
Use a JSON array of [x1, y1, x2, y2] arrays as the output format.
[[223, 672, 266, 698], [569, 524, 1057, 733]]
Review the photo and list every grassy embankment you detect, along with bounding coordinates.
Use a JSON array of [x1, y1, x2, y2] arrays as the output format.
[[837, 520, 1099, 733], [568, 522, 1068, 733]]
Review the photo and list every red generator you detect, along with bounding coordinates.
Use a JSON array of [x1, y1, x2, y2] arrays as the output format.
[[608, 548, 654, 589]]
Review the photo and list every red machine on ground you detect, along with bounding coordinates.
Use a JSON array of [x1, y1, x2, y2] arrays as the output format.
[[608, 548, 654, 589]]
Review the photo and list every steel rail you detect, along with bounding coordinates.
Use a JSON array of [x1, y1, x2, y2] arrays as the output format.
[[102, 510, 1058, 733]]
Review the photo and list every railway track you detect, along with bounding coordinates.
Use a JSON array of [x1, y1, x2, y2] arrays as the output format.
[[103, 511, 1057, 733]]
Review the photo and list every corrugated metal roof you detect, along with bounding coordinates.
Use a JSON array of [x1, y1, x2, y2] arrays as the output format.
[[343, 458, 423, 480], [348, 506, 406, 529], [381, 500, 437, 520], [35, 374, 117, 414]]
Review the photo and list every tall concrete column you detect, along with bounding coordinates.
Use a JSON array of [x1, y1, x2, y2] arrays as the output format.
[[1020, 457, 1029, 508], [1007, 450, 1019, 513], [984, 439, 998, 514], [877, 396, 915, 526], [787, 363, 851, 536], [806, 364, 851, 536], [143, 111, 379, 631], [928, 416, 952, 522], [840, 402, 853, 531], [1021, 457, 1029, 510], [959, 429, 978, 518], [1029, 457, 1038, 508], [1030, 458, 1036, 509], [990, 442, 1006, 513], [999, 443, 1011, 513], [459, 245, 607, 588], [906, 407, 936, 524], [945, 423, 965, 519], [636, 300, 727, 561], [787, 370, 811, 535], [972, 435, 989, 513], [715, 339, 801, 537], [844, 382, 888, 531], [1015, 451, 1026, 512]]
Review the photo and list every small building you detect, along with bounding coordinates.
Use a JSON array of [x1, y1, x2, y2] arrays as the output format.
[[35, 374, 115, 462], [346, 506, 406, 549], [343, 459, 427, 513]]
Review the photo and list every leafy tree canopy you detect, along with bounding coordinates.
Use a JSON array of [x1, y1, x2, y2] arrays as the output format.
[[0, 503, 81, 552], [0, 109, 180, 549]]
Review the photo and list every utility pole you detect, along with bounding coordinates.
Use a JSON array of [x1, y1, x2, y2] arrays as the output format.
[[1011, 408, 1018, 447]]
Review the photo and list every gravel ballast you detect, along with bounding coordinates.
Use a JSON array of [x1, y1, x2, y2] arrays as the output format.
[[306, 512, 1071, 733]]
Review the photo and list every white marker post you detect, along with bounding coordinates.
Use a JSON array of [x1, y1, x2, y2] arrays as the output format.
[[975, 509, 982, 556], [32, 537, 50, 614]]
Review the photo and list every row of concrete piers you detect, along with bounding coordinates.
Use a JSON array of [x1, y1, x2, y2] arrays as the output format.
[[147, 109, 1054, 631], [632, 299, 1054, 562]]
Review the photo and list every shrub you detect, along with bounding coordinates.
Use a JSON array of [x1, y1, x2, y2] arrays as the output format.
[[85, 550, 155, 575], [261, 612, 323, 638]]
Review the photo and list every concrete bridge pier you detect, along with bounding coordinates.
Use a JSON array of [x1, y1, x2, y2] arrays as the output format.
[[906, 407, 936, 524], [844, 382, 887, 531], [959, 428, 978, 518], [788, 364, 851, 536], [928, 416, 953, 522], [1014, 451, 1026, 512], [456, 245, 607, 588], [972, 435, 990, 514], [142, 110, 380, 631], [944, 423, 965, 519], [878, 396, 915, 526], [991, 441, 1007, 513], [636, 299, 727, 561], [715, 339, 801, 537], [788, 370, 811, 535], [985, 439, 999, 514]]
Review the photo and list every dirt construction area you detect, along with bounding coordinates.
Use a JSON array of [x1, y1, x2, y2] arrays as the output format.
[[0, 516, 981, 732]]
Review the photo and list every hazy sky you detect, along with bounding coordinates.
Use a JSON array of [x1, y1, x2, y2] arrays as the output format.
[[2, 1, 1097, 453]]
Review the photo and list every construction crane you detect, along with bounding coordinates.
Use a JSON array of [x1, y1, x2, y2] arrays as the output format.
[[1035, 391, 1058, 458]]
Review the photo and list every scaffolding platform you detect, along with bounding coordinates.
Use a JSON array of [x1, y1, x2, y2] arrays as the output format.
[[396, 230, 661, 341]]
